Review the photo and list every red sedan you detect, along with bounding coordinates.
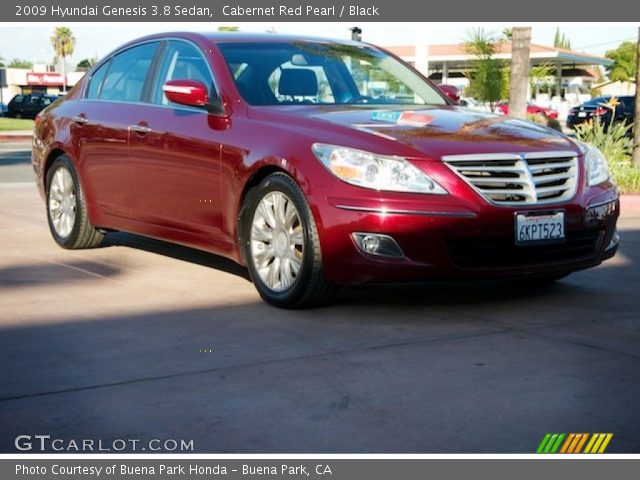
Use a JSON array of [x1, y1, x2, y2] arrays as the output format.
[[495, 102, 559, 119], [32, 33, 619, 307]]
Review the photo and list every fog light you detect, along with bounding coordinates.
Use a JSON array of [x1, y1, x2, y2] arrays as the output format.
[[352, 232, 404, 258], [607, 230, 620, 250], [361, 235, 381, 253]]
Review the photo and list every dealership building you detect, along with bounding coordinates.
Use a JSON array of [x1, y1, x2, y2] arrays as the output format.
[[0, 66, 84, 104], [385, 42, 613, 99]]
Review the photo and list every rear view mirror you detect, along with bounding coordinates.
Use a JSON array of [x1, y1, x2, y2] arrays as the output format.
[[163, 79, 209, 108]]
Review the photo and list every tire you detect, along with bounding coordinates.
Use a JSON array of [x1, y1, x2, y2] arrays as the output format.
[[46, 155, 105, 249], [15, 112, 22, 119], [241, 173, 337, 308]]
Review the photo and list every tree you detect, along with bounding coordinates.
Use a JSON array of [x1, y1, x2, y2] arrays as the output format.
[[464, 29, 505, 111], [553, 28, 571, 49], [605, 42, 637, 82], [0, 56, 4, 67], [508, 27, 532, 119], [76, 57, 97, 71], [7, 58, 33, 69], [217, 26, 239, 32], [51, 27, 75, 92], [529, 62, 554, 97], [633, 28, 640, 167]]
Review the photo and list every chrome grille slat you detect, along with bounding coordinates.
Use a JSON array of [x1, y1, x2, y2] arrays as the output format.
[[533, 173, 573, 184], [529, 161, 574, 172], [442, 151, 578, 206]]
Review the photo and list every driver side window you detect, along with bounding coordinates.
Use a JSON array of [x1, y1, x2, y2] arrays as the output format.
[[152, 41, 214, 107]]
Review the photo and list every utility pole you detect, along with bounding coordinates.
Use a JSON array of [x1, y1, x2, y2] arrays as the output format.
[[508, 27, 532, 119]]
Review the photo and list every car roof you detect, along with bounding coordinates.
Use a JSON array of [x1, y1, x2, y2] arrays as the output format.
[[115, 31, 371, 52]]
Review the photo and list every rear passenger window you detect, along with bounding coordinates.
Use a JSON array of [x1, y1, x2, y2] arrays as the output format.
[[13, 95, 24, 104], [86, 61, 109, 99], [99, 42, 158, 102], [151, 41, 213, 106]]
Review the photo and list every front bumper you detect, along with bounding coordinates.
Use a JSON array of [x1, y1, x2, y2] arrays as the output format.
[[315, 188, 620, 284]]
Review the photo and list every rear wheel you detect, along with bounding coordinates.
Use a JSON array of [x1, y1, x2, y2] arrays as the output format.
[[46, 155, 105, 249], [241, 173, 336, 308], [15, 112, 22, 119]]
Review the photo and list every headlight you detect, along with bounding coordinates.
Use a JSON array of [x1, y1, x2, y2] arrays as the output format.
[[311, 144, 447, 194], [582, 144, 610, 186]]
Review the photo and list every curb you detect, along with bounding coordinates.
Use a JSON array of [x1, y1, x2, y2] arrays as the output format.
[[620, 195, 640, 212], [0, 135, 32, 142]]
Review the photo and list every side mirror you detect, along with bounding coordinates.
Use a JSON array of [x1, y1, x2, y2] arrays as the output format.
[[162, 79, 210, 108]]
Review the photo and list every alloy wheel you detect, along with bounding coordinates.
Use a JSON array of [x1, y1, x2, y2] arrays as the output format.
[[48, 167, 76, 238], [250, 191, 304, 292]]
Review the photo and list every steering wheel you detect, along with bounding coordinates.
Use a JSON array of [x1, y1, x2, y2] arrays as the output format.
[[345, 95, 375, 104]]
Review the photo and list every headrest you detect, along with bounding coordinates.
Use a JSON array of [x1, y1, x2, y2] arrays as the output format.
[[279, 69, 318, 97]]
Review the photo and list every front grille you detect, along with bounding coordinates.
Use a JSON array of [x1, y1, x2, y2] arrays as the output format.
[[442, 152, 578, 205], [447, 229, 603, 269]]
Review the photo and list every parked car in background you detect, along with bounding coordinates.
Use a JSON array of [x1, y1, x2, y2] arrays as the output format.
[[0, 103, 7, 116], [567, 96, 635, 133], [7, 93, 58, 119], [458, 97, 491, 112], [33, 32, 619, 308], [495, 102, 558, 119], [437, 84, 461, 103]]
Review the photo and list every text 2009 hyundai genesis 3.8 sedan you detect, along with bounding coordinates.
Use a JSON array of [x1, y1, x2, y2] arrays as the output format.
[[32, 32, 620, 307]]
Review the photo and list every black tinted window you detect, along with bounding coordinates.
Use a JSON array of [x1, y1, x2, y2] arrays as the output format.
[[86, 61, 109, 99], [100, 42, 158, 102], [621, 97, 635, 113], [152, 41, 213, 106], [583, 96, 610, 107], [12, 95, 24, 104]]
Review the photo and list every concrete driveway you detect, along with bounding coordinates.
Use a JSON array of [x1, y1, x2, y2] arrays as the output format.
[[1, 143, 639, 452]]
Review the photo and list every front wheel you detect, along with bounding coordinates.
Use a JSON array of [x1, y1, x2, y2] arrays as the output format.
[[241, 173, 336, 308], [46, 155, 105, 249]]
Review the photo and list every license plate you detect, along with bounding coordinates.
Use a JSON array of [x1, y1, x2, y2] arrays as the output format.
[[515, 212, 565, 245], [578, 112, 587, 117]]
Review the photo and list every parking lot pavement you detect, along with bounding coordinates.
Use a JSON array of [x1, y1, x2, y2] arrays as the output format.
[[0, 181, 639, 453], [0, 140, 33, 183]]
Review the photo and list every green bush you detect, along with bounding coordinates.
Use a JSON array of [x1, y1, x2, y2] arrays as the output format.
[[574, 116, 639, 194], [527, 113, 562, 132]]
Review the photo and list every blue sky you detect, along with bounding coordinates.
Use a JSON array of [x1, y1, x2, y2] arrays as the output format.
[[0, 23, 637, 65]]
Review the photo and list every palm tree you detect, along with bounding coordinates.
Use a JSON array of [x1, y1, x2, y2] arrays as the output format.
[[464, 29, 505, 112], [51, 27, 75, 92], [633, 28, 640, 167], [508, 27, 532, 119]]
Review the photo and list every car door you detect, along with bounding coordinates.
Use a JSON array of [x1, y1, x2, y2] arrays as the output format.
[[71, 42, 160, 219], [126, 40, 224, 245]]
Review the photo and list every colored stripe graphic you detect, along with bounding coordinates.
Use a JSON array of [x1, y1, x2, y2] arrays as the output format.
[[574, 433, 590, 453], [584, 433, 613, 453], [538, 433, 613, 454], [537, 433, 565, 453]]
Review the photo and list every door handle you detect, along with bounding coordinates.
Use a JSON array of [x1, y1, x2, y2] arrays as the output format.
[[72, 115, 88, 125], [129, 124, 152, 134]]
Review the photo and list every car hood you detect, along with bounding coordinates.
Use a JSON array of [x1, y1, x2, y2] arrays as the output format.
[[260, 105, 579, 159]]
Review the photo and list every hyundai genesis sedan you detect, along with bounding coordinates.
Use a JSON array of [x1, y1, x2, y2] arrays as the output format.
[[32, 33, 620, 307]]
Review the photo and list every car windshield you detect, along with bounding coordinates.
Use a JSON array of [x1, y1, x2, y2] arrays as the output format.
[[218, 41, 447, 106]]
